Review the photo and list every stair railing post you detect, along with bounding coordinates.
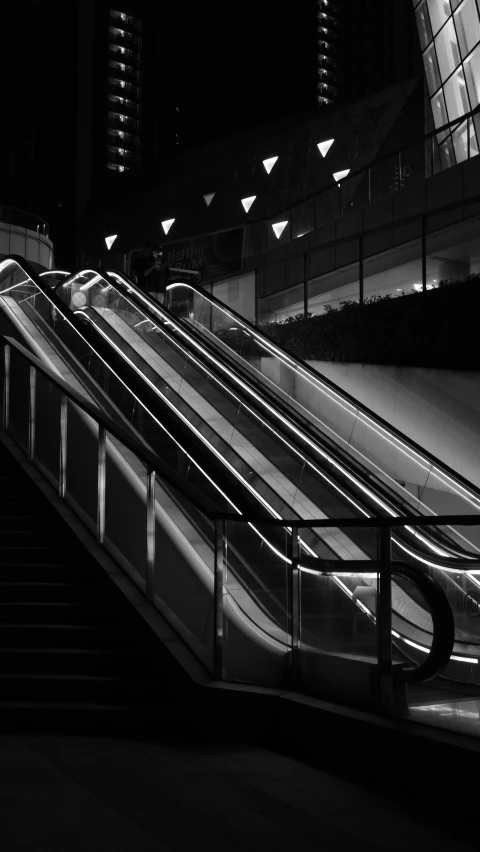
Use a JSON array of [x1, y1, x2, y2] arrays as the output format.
[[59, 394, 68, 498], [288, 525, 300, 688], [97, 425, 106, 544], [146, 468, 156, 602], [213, 518, 226, 680], [377, 524, 393, 715], [28, 365, 36, 461], [3, 343, 10, 432]]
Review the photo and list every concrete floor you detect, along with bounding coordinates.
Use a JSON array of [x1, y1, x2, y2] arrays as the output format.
[[0, 732, 476, 852]]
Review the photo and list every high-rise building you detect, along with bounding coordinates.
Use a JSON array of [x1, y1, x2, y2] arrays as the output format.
[[2, 0, 423, 267], [316, 0, 422, 108]]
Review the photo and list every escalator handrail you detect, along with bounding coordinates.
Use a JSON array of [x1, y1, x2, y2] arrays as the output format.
[[300, 556, 456, 682], [1, 332, 219, 520], [119, 270, 480, 509], [391, 561, 455, 683]]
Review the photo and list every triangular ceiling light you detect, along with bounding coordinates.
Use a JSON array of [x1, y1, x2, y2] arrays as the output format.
[[105, 234, 117, 250], [333, 169, 350, 183], [317, 139, 334, 157], [263, 156, 278, 174], [203, 192, 215, 207], [272, 221, 288, 239], [161, 218, 175, 235], [241, 195, 256, 213]]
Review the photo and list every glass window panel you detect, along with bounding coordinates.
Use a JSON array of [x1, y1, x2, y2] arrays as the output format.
[[444, 67, 471, 118], [428, 0, 451, 34], [454, 0, 480, 57], [435, 19, 461, 80], [464, 41, 480, 105], [452, 119, 470, 159], [423, 43, 442, 92], [431, 88, 449, 129], [416, 1, 433, 49], [439, 134, 455, 167]]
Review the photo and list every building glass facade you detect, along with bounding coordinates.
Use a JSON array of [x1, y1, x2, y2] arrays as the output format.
[[414, 0, 480, 163]]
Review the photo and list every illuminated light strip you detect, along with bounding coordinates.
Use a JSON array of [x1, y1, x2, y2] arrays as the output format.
[[53, 270, 316, 566], [298, 563, 479, 664], [110, 275, 480, 564], [0, 263, 239, 527], [86, 319, 282, 518], [160, 282, 480, 515], [107, 276, 480, 569], [0, 283, 32, 295], [112, 280, 373, 520], [40, 270, 70, 277], [79, 311, 303, 565], [166, 285, 480, 551], [80, 275, 103, 291]]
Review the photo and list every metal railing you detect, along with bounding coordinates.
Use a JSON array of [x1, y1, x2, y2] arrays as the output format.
[[2, 332, 477, 715], [0, 205, 49, 239]]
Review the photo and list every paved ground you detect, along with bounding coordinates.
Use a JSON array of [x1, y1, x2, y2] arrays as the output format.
[[0, 732, 476, 851]]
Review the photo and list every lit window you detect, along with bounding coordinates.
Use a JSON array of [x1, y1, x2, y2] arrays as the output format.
[[444, 67, 470, 120], [454, 0, 480, 59], [415, 1, 433, 50], [427, 0, 451, 35], [435, 19, 460, 82], [431, 88, 449, 130], [423, 44, 441, 94], [464, 43, 480, 106]]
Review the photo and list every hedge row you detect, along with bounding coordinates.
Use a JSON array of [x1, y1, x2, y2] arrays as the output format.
[[254, 277, 480, 369]]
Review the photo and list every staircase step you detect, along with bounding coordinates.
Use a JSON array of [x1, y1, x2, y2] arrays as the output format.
[[0, 547, 83, 564], [0, 673, 160, 704], [0, 582, 110, 603], [0, 647, 153, 676], [0, 516, 49, 531], [0, 564, 102, 583], [0, 530, 66, 546], [0, 602, 126, 625], [0, 623, 148, 650]]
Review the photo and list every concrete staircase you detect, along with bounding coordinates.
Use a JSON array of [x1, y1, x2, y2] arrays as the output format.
[[0, 439, 192, 733]]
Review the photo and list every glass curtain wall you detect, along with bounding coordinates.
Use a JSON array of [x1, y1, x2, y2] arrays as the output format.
[[414, 0, 480, 164]]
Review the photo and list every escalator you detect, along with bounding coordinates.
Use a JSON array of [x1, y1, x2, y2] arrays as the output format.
[[36, 264, 480, 685]]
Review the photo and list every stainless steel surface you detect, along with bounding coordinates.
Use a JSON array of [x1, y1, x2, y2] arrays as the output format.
[[214, 519, 226, 680], [28, 365, 36, 461], [289, 526, 300, 687], [97, 425, 106, 544], [145, 467, 156, 602], [59, 394, 67, 498], [377, 526, 393, 714], [3, 344, 10, 431]]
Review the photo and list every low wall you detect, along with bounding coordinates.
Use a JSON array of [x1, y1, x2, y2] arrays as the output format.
[[308, 361, 480, 491]]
